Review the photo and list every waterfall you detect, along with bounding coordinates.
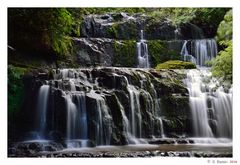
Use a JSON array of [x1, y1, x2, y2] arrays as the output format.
[[180, 39, 218, 66], [127, 85, 142, 138], [213, 87, 232, 138], [36, 85, 50, 139], [26, 66, 231, 151], [95, 97, 112, 146], [180, 40, 196, 64], [137, 30, 150, 68], [66, 92, 88, 144], [66, 95, 78, 140], [193, 39, 218, 66], [115, 96, 139, 144], [184, 69, 232, 138], [185, 69, 213, 137], [74, 93, 88, 140]]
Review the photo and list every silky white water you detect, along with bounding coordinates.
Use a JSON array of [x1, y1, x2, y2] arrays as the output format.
[[184, 68, 232, 138], [137, 30, 150, 68], [36, 85, 50, 139], [181, 39, 218, 66]]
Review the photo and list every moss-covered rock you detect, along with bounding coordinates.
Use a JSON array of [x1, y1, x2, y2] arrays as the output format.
[[113, 40, 137, 67], [106, 21, 138, 39], [148, 40, 180, 67], [155, 60, 196, 70]]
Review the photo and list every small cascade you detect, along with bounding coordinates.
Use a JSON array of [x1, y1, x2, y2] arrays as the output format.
[[115, 96, 139, 144], [213, 87, 232, 138], [193, 39, 218, 66], [73, 93, 88, 140], [180, 40, 196, 64], [35, 85, 50, 139], [137, 30, 150, 68], [184, 69, 232, 138], [66, 95, 78, 140], [127, 85, 142, 138], [185, 70, 213, 137], [66, 92, 88, 142], [95, 97, 112, 146], [180, 39, 218, 66]]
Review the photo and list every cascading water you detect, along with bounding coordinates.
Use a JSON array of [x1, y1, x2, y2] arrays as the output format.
[[180, 40, 197, 64], [65, 92, 89, 148], [180, 36, 232, 142], [184, 68, 232, 139], [137, 30, 150, 68], [181, 39, 218, 66], [29, 67, 169, 148], [127, 85, 142, 138], [35, 85, 50, 139], [23, 34, 231, 154], [193, 39, 218, 66], [213, 87, 232, 138], [95, 97, 112, 146], [184, 69, 214, 137]]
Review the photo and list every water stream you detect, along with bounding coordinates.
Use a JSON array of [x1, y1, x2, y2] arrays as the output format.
[[137, 30, 150, 68]]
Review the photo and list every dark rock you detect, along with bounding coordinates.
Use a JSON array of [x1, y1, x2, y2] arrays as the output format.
[[80, 13, 205, 40], [48, 131, 64, 142], [176, 139, 188, 144], [44, 145, 57, 152], [29, 142, 42, 152]]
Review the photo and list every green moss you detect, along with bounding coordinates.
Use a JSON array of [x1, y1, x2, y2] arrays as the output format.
[[106, 21, 137, 39], [125, 21, 137, 39], [113, 40, 137, 67], [107, 23, 119, 38], [155, 60, 196, 70], [8, 65, 27, 117], [148, 40, 180, 67]]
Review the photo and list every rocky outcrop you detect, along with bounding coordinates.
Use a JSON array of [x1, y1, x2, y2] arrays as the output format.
[[73, 37, 115, 66], [80, 13, 145, 40], [72, 37, 186, 67], [71, 13, 216, 68], [13, 68, 193, 147], [80, 13, 204, 40]]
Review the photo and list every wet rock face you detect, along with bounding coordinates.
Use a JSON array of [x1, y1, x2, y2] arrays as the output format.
[[73, 38, 115, 67], [80, 13, 144, 40], [16, 68, 193, 148]]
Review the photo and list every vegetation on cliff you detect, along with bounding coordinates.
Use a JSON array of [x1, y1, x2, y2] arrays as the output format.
[[8, 65, 26, 117], [209, 9, 232, 83], [8, 8, 73, 58], [8, 8, 229, 59]]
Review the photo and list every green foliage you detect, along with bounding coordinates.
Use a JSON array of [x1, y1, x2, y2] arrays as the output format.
[[107, 23, 119, 38], [148, 40, 180, 66], [147, 8, 228, 38], [193, 8, 229, 27], [216, 9, 232, 42], [209, 41, 232, 83], [155, 60, 196, 70], [113, 40, 137, 67], [44, 9, 73, 56], [8, 65, 27, 115], [209, 10, 232, 83], [8, 8, 73, 57], [148, 8, 197, 26]]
